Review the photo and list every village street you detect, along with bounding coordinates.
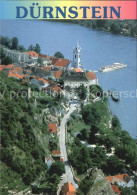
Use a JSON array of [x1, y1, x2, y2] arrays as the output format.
[[58, 103, 78, 193]]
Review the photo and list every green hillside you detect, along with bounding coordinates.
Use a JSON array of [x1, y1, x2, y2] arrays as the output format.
[[0, 72, 50, 193]]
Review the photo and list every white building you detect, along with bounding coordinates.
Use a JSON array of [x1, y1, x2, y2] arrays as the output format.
[[4, 48, 29, 63], [64, 71, 98, 100]]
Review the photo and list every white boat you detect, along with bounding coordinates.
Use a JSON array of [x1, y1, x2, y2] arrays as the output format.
[[100, 63, 127, 72]]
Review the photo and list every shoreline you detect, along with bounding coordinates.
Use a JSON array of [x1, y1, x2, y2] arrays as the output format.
[[44, 19, 137, 38]]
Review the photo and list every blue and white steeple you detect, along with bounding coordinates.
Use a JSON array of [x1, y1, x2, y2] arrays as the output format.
[[73, 42, 82, 68]]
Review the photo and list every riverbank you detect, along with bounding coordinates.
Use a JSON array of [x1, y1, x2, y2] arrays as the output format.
[[47, 20, 137, 37]]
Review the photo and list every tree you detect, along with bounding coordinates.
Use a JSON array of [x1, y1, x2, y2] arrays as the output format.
[[28, 44, 34, 51], [81, 128, 90, 140], [77, 84, 87, 100], [11, 37, 19, 50], [54, 51, 64, 59], [112, 115, 121, 130], [18, 45, 26, 52], [2, 56, 13, 65], [0, 36, 12, 48], [49, 160, 65, 176], [110, 23, 122, 34], [34, 43, 41, 54], [105, 155, 125, 175], [90, 85, 103, 99]]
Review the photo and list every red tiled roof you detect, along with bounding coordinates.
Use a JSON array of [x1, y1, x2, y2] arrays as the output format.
[[75, 68, 82, 73], [111, 185, 121, 195], [25, 51, 39, 58], [54, 58, 70, 68], [39, 54, 51, 61], [34, 76, 51, 84], [85, 72, 97, 80], [53, 71, 62, 79], [8, 70, 27, 79], [52, 150, 61, 156], [52, 57, 59, 65], [48, 124, 56, 133], [14, 67, 23, 72], [62, 183, 76, 195], [49, 85, 62, 93], [0, 64, 14, 71], [106, 174, 130, 184]]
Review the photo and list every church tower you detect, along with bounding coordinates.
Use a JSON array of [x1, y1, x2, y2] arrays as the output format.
[[73, 42, 82, 68]]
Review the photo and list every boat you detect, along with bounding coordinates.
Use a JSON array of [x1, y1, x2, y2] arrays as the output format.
[[100, 63, 127, 72], [111, 89, 120, 102]]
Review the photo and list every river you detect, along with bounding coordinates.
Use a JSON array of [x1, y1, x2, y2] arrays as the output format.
[[0, 20, 136, 138]]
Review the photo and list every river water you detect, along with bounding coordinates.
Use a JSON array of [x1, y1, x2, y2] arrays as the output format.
[[1, 20, 136, 138]]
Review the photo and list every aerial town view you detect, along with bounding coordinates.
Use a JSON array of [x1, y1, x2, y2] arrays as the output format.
[[0, 20, 137, 195]]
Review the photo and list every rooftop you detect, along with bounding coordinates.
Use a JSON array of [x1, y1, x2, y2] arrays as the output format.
[[111, 185, 121, 195], [65, 72, 88, 82], [85, 71, 97, 80], [106, 174, 130, 184], [52, 150, 61, 156], [52, 57, 70, 68], [53, 70, 63, 79], [0, 64, 14, 71], [61, 182, 76, 195], [25, 51, 39, 58], [48, 124, 57, 134], [8, 70, 27, 79], [39, 54, 52, 61], [46, 84, 63, 93]]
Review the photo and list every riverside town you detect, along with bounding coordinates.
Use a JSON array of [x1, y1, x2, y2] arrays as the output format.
[[0, 25, 137, 195], [16, 5, 121, 19]]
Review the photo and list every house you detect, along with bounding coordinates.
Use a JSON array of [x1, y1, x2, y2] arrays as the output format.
[[52, 150, 61, 160], [106, 174, 134, 188], [0, 64, 14, 71], [39, 54, 52, 65], [53, 70, 63, 81], [52, 57, 70, 70], [85, 71, 98, 85], [63, 71, 98, 100], [63, 72, 88, 100], [64, 72, 88, 89], [45, 156, 55, 170], [30, 76, 50, 91], [61, 182, 76, 195], [7, 70, 28, 79], [36, 67, 54, 79], [25, 51, 39, 60], [45, 83, 63, 97], [14, 67, 23, 72], [48, 124, 57, 136]]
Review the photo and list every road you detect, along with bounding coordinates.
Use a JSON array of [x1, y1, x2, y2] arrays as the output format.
[[59, 103, 78, 190]]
